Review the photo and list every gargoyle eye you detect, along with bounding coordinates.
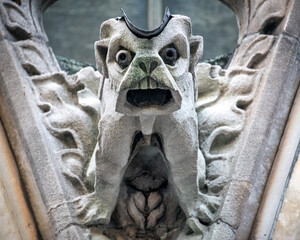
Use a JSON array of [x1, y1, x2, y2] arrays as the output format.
[[116, 49, 132, 69], [161, 47, 178, 66]]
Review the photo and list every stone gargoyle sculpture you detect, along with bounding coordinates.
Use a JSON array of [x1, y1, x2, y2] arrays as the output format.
[[3, 0, 296, 238], [32, 7, 261, 240], [75, 8, 219, 235]]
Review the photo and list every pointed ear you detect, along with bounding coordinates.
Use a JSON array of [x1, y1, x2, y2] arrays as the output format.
[[94, 19, 117, 78], [94, 39, 109, 78], [189, 36, 203, 73]]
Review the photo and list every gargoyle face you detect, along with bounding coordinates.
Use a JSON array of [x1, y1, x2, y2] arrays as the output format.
[[95, 13, 203, 116]]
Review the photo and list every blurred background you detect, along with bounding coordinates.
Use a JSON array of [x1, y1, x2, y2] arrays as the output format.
[[43, 0, 238, 65]]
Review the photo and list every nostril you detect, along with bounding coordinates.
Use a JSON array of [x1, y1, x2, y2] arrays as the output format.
[[139, 62, 147, 73], [150, 61, 158, 73]]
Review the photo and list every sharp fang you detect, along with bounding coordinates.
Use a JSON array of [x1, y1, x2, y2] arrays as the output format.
[[147, 76, 150, 88]]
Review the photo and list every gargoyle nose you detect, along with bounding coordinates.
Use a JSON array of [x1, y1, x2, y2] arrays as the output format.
[[138, 60, 159, 74]]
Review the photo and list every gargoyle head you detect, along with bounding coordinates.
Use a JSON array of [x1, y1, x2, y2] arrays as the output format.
[[95, 9, 203, 116]]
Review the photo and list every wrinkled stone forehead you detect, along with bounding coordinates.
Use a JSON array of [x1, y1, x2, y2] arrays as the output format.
[[99, 15, 193, 41]]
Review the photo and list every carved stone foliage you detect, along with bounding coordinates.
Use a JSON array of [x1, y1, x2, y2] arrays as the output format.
[[32, 68, 100, 192], [0, 0, 90, 239], [214, 0, 300, 239], [0, 0, 60, 76], [193, 64, 261, 239], [221, 0, 291, 44], [1, 0, 38, 40], [196, 64, 261, 191]]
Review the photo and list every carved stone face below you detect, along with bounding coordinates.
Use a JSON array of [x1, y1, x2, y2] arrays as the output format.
[[95, 15, 202, 116], [104, 144, 186, 239]]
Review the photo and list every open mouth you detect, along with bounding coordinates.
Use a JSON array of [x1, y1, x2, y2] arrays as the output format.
[[126, 89, 173, 107]]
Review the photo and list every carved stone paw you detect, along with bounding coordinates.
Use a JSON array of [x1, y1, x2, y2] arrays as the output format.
[[186, 217, 207, 235], [177, 217, 208, 239], [196, 194, 221, 223], [183, 196, 220, 237], [74, 192, 111, 225], [186, 193, 221, 226]]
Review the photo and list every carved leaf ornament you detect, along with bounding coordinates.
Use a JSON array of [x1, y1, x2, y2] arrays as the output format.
[[32, 68, 100, 192]]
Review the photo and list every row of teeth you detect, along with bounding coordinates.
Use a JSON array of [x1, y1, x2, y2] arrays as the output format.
[[132, 77, 167, 90]]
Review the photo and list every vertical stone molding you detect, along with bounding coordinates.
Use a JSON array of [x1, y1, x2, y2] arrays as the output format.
[[272, 154, 300, 240], [0, 0, 85, 239], [251, 81, 300, 239], [0, 120, 38, 240]]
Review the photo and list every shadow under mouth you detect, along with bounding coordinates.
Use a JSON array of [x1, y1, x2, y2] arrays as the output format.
[[126, 170, 167, 192], [127, 89, 173, 107]]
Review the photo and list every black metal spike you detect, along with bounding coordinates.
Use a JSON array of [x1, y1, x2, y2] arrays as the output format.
[[117, 7, 172, 39]]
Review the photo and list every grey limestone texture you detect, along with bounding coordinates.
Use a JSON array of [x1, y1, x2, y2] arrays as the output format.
[[0, 0, 299, 240]]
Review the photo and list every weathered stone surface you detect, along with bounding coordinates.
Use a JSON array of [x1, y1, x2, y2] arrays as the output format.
[[281, 0, 300, 40], [219, 181, 251, 228], [208, 1, 300, 238], [0, 121, 38, 240], [0, 1, 85, 239], [0, 0, 299, 240], [249, 81, 300, 239], [207, 221, 236, 240], [0, 180, 22, 240], [221, 0, 290, 44], [0, 39, 56, 239]]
